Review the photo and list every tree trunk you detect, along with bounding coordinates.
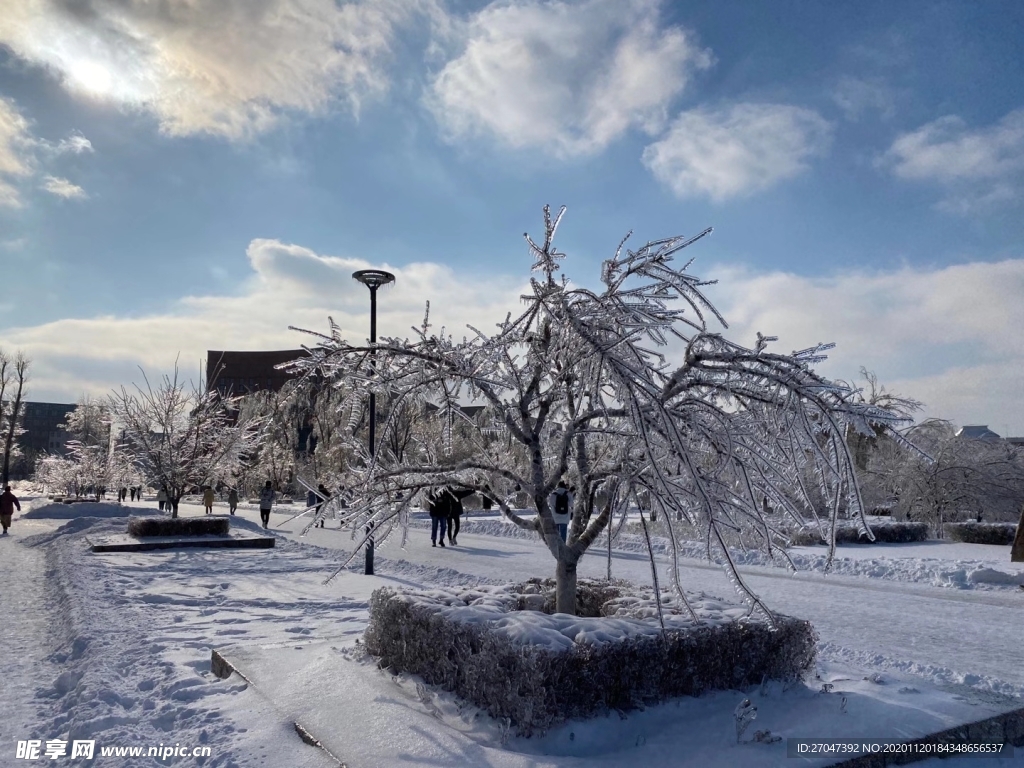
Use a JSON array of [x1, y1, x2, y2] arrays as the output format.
[[1011, 505, 1024, 563], [554, 557, 578, 615], [1, 374, 25, 485]]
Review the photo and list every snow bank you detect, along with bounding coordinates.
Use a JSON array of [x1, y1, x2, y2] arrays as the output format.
[[453, 517, 1024, 591]]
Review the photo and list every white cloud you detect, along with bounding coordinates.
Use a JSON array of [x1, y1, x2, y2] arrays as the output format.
[[5, 238, 528, 403], [427, 0, 711, 157], [0, 97, 34, 208], [706, 258, 1024, 433], [41, 175, 87, 199], [55, 133, 94, 155], [0, 97, 92, 206], [641, 103, 832, 200], [882, 109, 1024, 212], [832, 76, 896, 121], [0, 0, 443, 140], [7, 236, 1023, 434]]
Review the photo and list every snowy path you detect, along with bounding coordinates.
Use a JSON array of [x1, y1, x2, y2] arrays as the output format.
[[4, 498, 1022, 766], [0, 517, 68, 746], [273, 513, 1024, 698]]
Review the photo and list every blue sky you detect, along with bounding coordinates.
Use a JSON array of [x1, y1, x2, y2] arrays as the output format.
[[1, 0, 1022, 434]]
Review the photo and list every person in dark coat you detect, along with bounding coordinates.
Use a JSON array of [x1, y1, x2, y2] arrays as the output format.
[[314, 483, 330, 528], [258, 481, 275, 529], [227, 488, 239, 515], [445, 487, 475, 546], [0, 485, 20, 534], [427, 489, 448, 548]]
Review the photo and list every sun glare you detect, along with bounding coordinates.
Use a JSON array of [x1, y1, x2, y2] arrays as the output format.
[[71, 60, 115, 96]]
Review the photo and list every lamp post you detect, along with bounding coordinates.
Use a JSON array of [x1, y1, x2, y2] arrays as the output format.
[[352, 268, 395, 575]]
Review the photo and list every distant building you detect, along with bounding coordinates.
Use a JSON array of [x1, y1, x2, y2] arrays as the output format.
[[955, 425, 1002, 442], [206, 350, 307, 396], [20, 401, 75, 455], [1007, 437, 1024, 449], [10, 401, 76, 478]]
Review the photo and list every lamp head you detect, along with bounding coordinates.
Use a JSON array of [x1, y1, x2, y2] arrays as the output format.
[[352, 269, 396, 289]]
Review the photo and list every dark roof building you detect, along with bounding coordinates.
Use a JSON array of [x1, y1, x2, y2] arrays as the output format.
[[9, 401, 76, 478], [206, 350, 307, 396], [20, 401, 76, 455], [955, 425, 1002, 442]]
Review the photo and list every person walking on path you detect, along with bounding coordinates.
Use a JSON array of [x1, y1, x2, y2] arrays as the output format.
[[1, 485, 20, 535], [427, 489, 448, 547], [315, 484, 329, 528], [228, 488, 238, 515], [157, 488, 167, 512], [120, 487, 128, 503], [445, 487, 474, 546], [203, 486, 215, 515], [129, 487, 135, 502], [549, 480, 574, 543], [259, 481, 275, 529]]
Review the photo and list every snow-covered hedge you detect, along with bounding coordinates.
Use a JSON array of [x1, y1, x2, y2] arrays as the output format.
[[127, 516, 230, 537], [789, 520, 929, 546], [944, 522, 1017, 545], [364, 581, 816, 735]]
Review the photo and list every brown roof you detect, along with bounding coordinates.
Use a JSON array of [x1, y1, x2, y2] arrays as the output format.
[[206, 349, 308, 394]]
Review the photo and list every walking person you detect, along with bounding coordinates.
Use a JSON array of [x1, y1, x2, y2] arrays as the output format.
[[129, 487, 135, 502], [445, 487, 474, 546], [157, 487, 167, 512], [203, 486, 215, 515], [427, 489, 448, 547], [316, 483, 330, 528], [120, 486, 128, 503], [1, 484, 20, 535], [549, 480, 574, 543], [259, 481, 275, 529], [228, 488, 238, 515]]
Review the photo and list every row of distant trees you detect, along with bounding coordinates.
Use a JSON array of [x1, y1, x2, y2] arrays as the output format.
[[16, 348, 1024, 539], [838, 369, 1024, 534]]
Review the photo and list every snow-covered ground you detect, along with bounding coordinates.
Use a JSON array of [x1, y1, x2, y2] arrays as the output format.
[[2, 495, 1022, 766]]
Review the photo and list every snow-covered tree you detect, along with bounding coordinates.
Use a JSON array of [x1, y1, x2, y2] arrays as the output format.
[[109, 366, 261, 517], [33, 453, 79, 496], [235, 386, 304, 494], [287, 207, 912, 618], [884, 419, 1024, 534], [0, 350, 29, 484], [63, 396, 111, 449]]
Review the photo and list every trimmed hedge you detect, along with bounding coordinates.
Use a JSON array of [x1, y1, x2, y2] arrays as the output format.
[[127, 515, 230, 537], [790, 520, 928, 546], [944, 522, 1017, 545], [364, 583, 816, 735]]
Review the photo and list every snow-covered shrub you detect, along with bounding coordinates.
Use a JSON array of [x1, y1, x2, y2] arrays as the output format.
[[127, 515, 229, 537], [944, 522, 1017, 545], [789, 519, 928, 546], [364, 584, 815, 735]]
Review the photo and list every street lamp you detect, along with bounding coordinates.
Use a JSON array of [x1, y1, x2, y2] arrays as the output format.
[[352, 268, 395, 575]]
